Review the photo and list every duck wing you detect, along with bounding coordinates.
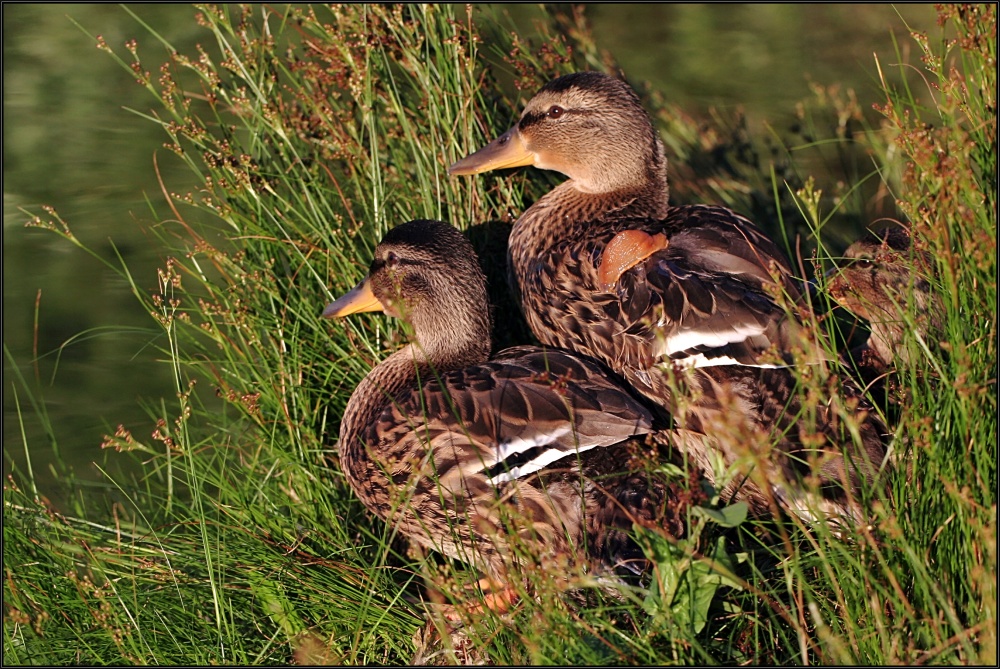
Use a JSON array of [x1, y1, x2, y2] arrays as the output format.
[[609, 205, 804, 370], [365, 347, 656, 495]]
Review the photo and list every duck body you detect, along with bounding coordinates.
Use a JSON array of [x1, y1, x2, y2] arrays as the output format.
[[451, 71, 891, 525], [508, 192, 803, 407], [339, 343, 674, 577], [327, 219, 683, 590], [504, 175, 888, 524]]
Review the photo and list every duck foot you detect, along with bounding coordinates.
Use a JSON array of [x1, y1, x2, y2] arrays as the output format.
[[425, 575, 520, 627]]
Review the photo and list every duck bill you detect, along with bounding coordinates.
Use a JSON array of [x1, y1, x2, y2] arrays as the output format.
[[823, 263, 845, 280], [448, 126, 534, 175], [322, 277, 384, 318]]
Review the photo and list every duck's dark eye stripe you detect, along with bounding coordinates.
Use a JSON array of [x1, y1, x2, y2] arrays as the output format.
[[519, 108, 594, 131], [374, 255, 418, 271], [518, 111, 547, 131]]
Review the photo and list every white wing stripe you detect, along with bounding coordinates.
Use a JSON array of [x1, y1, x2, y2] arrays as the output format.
[[494, 425, 571, 461], [488, 442, 599, 485], [660, 322, 767, 357], [669, 353, 782, 370]]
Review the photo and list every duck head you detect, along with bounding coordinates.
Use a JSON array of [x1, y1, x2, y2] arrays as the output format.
[[449, 72, 668, 197], [323, 219, 492, 363], [827, 227, 935, 322], [827, 226, 941, 365]]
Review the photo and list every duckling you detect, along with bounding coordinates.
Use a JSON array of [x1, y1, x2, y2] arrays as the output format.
[[324, 219, 689, 616], [449, 71, 890, 527]]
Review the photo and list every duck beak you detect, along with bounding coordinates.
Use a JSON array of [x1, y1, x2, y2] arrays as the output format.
[[448, 126, 534, 175], [805, 277, 825, 303], [322, 277, 384, 318]]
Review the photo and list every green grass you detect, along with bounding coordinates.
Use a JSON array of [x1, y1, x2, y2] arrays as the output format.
[[4, 3, 995, 665]]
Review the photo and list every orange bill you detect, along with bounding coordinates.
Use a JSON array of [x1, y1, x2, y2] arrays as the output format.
[[322, 277, 383, 318], [448, 126, 534, 175]]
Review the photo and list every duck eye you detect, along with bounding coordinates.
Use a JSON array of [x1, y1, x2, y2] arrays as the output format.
[[855, 258, 874, 269], [547, 105, 565, 119], [385, 251, 400, 268]]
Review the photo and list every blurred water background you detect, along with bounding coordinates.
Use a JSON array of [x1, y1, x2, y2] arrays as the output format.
[[3, 4, 937, 503]]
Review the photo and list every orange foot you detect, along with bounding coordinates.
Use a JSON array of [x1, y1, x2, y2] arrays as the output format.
[[437, 576, 520, 624]]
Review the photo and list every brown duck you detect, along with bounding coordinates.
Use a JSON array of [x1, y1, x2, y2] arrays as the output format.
[[324, 218, 688, 615], [828, 225, 942, 374], [450, 71, 890, 526]]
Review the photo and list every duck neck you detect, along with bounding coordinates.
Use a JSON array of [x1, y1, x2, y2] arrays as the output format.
[[340, 346, 418, 462], [511, 135, 670, 254], [584, 134, 670, 209], [869, 321, 908, 368]]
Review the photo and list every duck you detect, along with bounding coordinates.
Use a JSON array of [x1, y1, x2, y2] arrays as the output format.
[[827, 225, 942, 376], [323, 218, 690, 617], [826, 226, 942, 482], [449, 71, 891, 527]]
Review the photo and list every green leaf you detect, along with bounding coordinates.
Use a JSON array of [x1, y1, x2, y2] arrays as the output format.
[[691, 502, 748, 528]]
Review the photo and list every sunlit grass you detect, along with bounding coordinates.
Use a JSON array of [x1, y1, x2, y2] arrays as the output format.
[[4, 3, 995, 665]]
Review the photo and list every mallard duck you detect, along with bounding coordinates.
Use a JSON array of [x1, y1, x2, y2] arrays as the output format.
[[826, 226, 941, 482], [323, 218, 688, 615], [828, 226, 942, 374], [449, 71, 890, 526]]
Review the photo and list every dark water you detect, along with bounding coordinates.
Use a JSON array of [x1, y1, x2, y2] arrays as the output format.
[[2, 4, 938, 500]]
